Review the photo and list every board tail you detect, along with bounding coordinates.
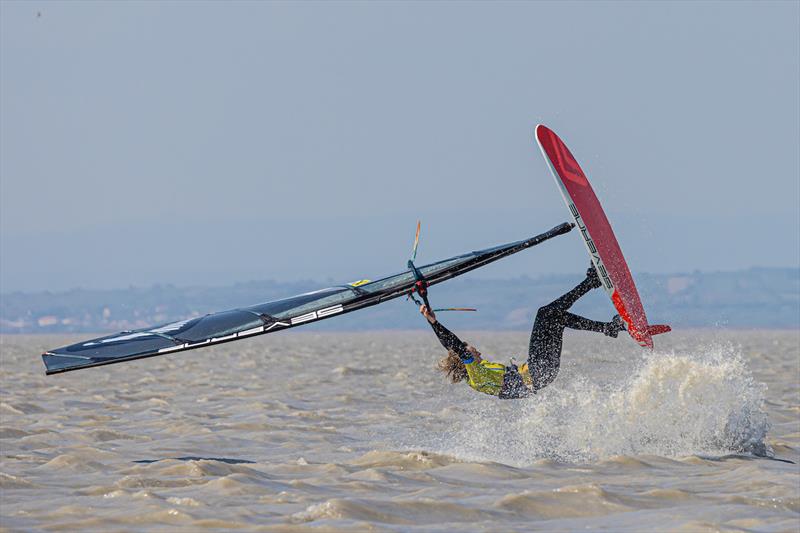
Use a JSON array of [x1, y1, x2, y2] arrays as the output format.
[[647, 325, 671, 336]]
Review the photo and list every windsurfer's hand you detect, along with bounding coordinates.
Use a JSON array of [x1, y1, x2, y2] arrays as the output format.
[[420, 305, 436, 324]]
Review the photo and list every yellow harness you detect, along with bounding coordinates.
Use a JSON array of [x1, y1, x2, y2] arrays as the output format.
[[465, 359, 532, 397]]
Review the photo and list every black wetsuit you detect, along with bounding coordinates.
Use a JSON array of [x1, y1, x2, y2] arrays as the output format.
[[526, 275, 607, 391], [429, 273, 611, 397], [429, 321, 470, 360]]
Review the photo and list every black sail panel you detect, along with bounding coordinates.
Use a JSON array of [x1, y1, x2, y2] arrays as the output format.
[[245, 287, 349, 318], [42, 222, 572, 374]]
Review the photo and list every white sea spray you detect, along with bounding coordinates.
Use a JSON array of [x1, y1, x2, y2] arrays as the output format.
[[436, 342, 771, 465]]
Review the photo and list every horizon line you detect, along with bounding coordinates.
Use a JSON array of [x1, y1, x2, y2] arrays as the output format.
[[2, 265, 798, 296]]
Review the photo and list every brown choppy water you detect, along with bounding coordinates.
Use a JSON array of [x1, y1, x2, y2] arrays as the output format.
[[1, 330, 798, 531]]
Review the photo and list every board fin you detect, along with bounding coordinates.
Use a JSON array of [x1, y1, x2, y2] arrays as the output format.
[[647, 325, 671, 336]]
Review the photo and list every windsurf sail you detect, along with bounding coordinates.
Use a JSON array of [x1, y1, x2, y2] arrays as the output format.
[[42, 222, 573, 375]]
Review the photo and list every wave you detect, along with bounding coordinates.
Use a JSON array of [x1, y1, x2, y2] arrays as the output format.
[[290, 496, 497, 525], [348, 450, 457, 470]]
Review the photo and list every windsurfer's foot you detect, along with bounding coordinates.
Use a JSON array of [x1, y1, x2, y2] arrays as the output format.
[[586, 263, 602, 289], [604, 315, 625, 338]]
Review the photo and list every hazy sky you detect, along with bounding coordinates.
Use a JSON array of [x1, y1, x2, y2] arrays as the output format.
[[2, 1, 798, 292]]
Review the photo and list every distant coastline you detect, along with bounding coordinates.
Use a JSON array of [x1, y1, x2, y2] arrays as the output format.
[[2, 267, 798, 334]]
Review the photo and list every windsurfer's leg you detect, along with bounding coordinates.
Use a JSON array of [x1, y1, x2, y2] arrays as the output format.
[[546, 266, 602, 312], [563, 312, 626, 337], [527, 305, 566, 391], [562, 312, 607, 333], [526, 269, 602, 391]]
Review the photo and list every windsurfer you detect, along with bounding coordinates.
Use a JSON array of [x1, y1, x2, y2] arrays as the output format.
[[421, 265, 624, 399]]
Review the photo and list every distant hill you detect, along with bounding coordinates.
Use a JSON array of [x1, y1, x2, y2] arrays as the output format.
[[1, 268, 798, 334]]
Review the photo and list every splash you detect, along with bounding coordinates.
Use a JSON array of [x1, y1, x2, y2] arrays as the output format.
[[433, 344, 771, 465]]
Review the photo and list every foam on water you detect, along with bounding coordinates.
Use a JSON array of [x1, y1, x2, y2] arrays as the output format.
[[435, 343, 771, 465]]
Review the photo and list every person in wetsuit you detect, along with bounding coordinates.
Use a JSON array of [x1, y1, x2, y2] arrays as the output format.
[[421, 265, 625, 399]]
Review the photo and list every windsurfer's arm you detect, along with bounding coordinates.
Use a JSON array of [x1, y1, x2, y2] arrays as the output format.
[[420, 305, 474, 363]]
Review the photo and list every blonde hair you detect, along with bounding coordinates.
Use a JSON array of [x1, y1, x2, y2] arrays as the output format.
[[437, 349, 468, 383]]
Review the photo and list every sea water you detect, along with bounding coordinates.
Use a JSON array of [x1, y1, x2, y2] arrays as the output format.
[[1, 330, 798, 531]]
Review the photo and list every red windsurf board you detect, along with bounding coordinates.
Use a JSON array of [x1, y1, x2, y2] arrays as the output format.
[[535, 124, 670, 348]]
